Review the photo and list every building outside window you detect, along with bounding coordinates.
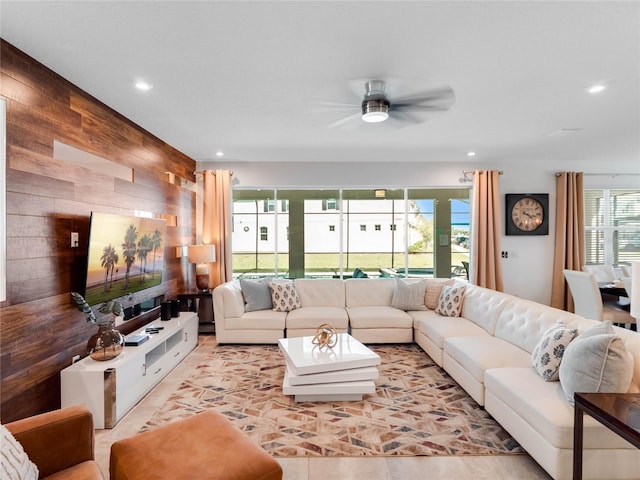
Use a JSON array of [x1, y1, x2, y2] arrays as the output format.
[[360, 225, 366, 231], [329, 225, 335, 232], [260, 226, 268, 241]]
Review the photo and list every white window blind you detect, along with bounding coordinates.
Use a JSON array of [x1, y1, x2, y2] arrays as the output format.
[[584, 189, 640, 267]]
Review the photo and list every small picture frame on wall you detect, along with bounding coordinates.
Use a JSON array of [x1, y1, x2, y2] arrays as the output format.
[[505, 193, 549, 236]]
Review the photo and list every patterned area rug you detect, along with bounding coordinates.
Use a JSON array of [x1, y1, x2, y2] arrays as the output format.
[[141, 342, 522, 457]]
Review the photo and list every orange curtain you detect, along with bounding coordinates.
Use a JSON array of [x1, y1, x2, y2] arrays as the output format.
[[550, 172, 584, 311], [202, 170, 233, 288], [470, 170, 503, 291]]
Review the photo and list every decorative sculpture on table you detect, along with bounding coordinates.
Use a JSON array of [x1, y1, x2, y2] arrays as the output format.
[[312, 323, 338, 348]]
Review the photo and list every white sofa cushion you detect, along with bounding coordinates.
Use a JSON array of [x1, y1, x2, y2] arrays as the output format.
[[485, 367, 635, 450], [347, 305, 413, 329], [285, 306, 349, 329], [223, 310, 286, 330], [444, 336, 532, 383], [345, 278, 395, 307], [459, 282, 511, 334], [412, 311, 489, 349], [494, 298, 579, 354], [294, 278, 346, 307]]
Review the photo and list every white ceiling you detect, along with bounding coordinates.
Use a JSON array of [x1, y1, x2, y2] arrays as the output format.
[[1, 1, 639, 166]]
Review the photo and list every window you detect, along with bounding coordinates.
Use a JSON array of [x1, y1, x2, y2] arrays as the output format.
[[232, 187, 470, 279], [584, 189, 640, 267]]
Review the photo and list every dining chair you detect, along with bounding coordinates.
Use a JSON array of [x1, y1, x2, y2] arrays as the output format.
[[621, 265, 631, 277], [563, 269, 636, 330], [582, 264, 616, 283]]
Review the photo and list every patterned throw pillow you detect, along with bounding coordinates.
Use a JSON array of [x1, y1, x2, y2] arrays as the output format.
[[435, 285, 466, 317], [531, 320, 578, 381], [269, 280, 301, 312], [1, 424, 39, 480]]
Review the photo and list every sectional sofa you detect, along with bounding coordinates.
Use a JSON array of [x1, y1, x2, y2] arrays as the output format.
[[212, 277, 640, 480]]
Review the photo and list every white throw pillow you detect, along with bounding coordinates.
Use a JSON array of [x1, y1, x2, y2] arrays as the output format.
[[531, 320, 578, 382], [1, 424, 39, 480], [391, 279, 428, 311], [269, 280, 301, 312], [435, 285, 466, 317], [559, 321, 634, 405]]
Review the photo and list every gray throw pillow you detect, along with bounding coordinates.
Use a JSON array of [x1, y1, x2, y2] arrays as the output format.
[[391, 279, 428, 311], [240, 277, 273, 312], [558, 321, 634, 405]]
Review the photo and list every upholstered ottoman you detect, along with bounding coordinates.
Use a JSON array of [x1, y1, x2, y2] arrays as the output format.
[[109, 411, 283, 480]]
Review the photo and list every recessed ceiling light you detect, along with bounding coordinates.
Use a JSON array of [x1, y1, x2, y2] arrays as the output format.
[[467, 151, 476, 157], [587, 84, 606, 94], [134, 79, 153, 91], [215, 151, 224, 157]]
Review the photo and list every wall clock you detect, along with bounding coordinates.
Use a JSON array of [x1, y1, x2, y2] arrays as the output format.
[[505, 194, 549, 236]]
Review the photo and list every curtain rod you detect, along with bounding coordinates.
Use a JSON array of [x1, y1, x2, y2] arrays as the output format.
[[554, 172, 640, 177], [462, 170, 503, 175]]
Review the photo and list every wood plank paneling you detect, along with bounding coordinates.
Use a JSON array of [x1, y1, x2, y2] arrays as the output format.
[[0, 39, 197, 423]]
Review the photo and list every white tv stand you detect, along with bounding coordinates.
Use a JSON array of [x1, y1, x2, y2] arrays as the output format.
[[61, 312, 198, 429]]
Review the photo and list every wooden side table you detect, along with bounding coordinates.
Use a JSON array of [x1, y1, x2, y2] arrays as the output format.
[[177, 291, 214, 334], [573, 392, 640, 479]]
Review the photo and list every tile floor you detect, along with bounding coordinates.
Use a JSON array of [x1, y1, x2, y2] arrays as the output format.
[[95, 335, 552, 479]]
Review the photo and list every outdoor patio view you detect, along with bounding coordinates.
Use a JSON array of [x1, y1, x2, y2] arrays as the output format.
[[231, 188, 471, 280]]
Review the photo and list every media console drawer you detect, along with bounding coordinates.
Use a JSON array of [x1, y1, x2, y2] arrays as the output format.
[[61, 312, 198, 429]]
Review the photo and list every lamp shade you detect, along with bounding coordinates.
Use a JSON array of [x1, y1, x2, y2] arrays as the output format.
[[631, 261, 640, 320], [188, 245, 216, 264]]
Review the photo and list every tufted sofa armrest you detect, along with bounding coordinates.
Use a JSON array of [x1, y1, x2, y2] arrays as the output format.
[[5, 404, 100, 479]]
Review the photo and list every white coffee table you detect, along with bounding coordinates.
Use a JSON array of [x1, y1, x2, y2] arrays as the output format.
[[278, 333, 381, 402]]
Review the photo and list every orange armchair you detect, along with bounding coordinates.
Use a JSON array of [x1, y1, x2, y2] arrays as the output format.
[[5, 404, 104, 480]]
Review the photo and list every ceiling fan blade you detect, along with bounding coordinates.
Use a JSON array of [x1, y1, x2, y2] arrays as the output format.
[[327, 112, 362, 129], [309, 100, 360, 114], [392, 86, 456, 107], [387, 110, 425, 127], [393, 103, 452, 112]]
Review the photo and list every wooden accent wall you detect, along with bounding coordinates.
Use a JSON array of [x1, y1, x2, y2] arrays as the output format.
[[0, 40, 197, 422]]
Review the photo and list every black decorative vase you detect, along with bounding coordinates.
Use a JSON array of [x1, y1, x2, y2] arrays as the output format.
[[87, 320, 124, 361]]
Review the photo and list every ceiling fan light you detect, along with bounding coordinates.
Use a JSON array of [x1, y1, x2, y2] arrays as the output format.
[[362, 111, 389, 123], [362, 99, 390, 123]]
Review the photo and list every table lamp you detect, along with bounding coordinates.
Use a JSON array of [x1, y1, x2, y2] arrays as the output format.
[[188, 244, 216, 292]]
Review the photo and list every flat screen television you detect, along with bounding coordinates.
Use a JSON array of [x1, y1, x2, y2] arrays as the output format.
[[84, 212, 167, 307]]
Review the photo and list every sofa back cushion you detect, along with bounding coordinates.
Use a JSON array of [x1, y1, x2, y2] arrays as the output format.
[[494, 298, 581, 354], [294, 279, 346, 307], [459, 282, 511, 334], [346, 278, 395, 307]]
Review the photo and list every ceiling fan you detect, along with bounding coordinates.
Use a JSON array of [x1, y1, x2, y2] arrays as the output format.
[[325, 79, 455, 128]]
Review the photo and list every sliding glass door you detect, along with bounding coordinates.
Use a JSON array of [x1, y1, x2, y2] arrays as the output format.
[[231, 187, 470, 279]]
